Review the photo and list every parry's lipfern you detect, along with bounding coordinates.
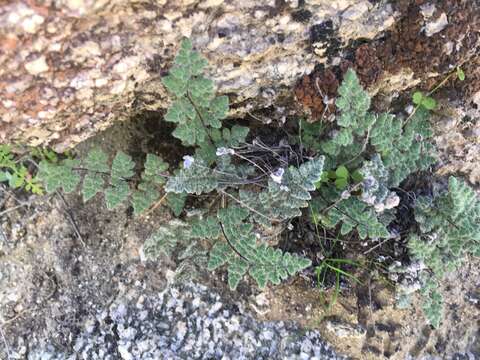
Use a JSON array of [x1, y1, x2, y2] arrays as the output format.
[[162, 39, 229, 147], [408, 177, 480, 327], [38, 149, 173, 215], [30, 38, 478, 327], [37, 39, 315, 290], [309, 69, 435, 242]]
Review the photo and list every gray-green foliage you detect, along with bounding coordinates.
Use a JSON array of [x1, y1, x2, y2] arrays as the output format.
[[239, 156, 325, 226], [35, 39, 315, 291], [303, 69, 476, 328], [162, 39, 229, 146], [408, 177, 480, 327], [143, 206, 311, 290], [312, 188, 390, 240], [144, 219, 187, 258], [32, 39, 478, 323], [38, 148, 172, 214], [308, 69, 436, 242], [38, 158, 81, 194], [319, 69, 435, 186], [208, 205, 311, 290], [143, 39, 318, 289]]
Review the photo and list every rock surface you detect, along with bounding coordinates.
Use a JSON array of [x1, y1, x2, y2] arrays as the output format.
[[22, 282, 347, 360], [1, 0, 398, 150]]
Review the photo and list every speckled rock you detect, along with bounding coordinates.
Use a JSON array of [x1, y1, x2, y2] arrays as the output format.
[[0, 0, 397, 151], [19, 283, 348, 359]]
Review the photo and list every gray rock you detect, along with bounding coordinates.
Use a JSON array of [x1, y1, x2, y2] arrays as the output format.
[[24, 283, 346, 359]]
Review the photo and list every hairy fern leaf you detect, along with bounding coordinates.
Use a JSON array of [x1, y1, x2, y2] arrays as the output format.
[[162, 38, 230, 147], [204, 206, 311, 290], [240, 156, 324, 225], [143, 220, 189, 259], [38, 159, 81, 194], [166, 192, 187, 216], [82, 173, 104, 202], [165, 158, 218, 195]]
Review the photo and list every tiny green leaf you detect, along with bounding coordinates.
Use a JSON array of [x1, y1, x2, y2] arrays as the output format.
[[456, 67, 465, 81], [0, 171, 9, 182], [422, 97, 437, 110], [335, 177, 348, 190], [335, 165, 349, 179], [351, 169, 363, 183], [413, 91, 424, 105]]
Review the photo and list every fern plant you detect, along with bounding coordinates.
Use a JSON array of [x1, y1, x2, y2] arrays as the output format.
[[37, 148, 175, 215], [309, 69, 435, 242], [31, 38, 478, 327], [301, 68, 474, 328], [407, 177, 480, 327], [36, 39, 315, 290]]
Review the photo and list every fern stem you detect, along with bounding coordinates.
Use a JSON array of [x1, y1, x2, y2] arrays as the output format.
[[142, 193, 168, 217], [320, 183, 362, 214], [232, 152, 270, 177], [186, 92, 215, 145], [71, 167, 136, 183], [219, 221, 250, 262], [343, 126, 371, 166], [317, 192, 373, 231], [218, 189, 273, 222]]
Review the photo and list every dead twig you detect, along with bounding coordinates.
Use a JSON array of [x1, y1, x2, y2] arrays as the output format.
[[0, 203, 29, 218]]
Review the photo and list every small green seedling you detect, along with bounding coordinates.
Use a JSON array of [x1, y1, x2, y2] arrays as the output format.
[[0, 145, 44, 195], [316, 166, 363, 190], [412, 91, 437, 110], [412, 65, 465, 112]]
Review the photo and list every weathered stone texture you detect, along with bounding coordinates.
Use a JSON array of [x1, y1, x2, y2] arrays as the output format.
[[0, 0, 396, 151]]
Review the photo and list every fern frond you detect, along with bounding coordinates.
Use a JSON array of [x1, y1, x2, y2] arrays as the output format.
[[336, 69, 371, 129], [143, 220, 189, 259], [359, 154, 399, 212], [410, 177, 480, 273], [38, 159, 81, 193], [204, 205, 311, 290], [314, 191, 390, 240], [165, 158, 218, 195], [162, 38, 229, 146], [240, 156, 325, 225]]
